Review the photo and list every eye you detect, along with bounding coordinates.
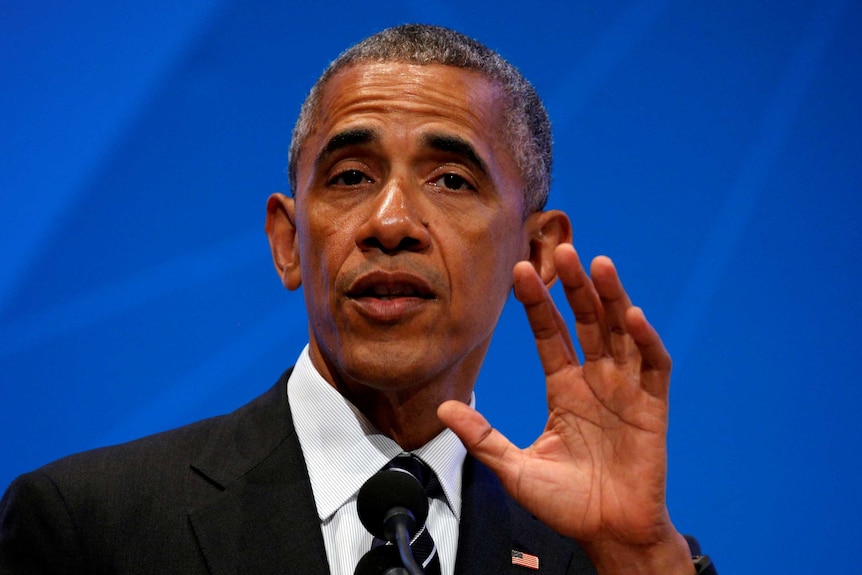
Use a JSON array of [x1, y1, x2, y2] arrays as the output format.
[[432, 173, 474, 192], [328, 169, 371, 186]]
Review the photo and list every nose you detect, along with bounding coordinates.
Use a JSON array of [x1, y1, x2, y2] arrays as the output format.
[[355, 177, 431, 254]]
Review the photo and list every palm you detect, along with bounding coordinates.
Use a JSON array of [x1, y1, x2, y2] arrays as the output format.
[[439, 244, 674, 544], [516, 359, 670, 542]]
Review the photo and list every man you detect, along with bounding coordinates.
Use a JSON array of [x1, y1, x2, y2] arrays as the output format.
[[0, 25, 715, 575]]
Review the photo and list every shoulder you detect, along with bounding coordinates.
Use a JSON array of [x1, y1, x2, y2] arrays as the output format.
[[5, 367, 294, 514], [0, 369, 296, 572]]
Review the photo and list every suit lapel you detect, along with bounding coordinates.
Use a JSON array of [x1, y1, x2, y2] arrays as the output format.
[[187, 370, 330, 575], [454, 455, 515, 574]]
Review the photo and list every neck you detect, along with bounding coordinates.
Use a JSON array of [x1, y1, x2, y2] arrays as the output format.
[[340, 380, 470, 450], [308, 343, 480, 450]]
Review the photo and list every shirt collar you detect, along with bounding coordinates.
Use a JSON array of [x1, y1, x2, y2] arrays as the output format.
[[288, 345, 469, 522]]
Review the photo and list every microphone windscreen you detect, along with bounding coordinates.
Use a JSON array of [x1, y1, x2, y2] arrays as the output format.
[[356, 468, 428, 540], [354, 545, 409, 575]]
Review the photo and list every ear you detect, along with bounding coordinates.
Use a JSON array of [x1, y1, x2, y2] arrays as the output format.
[[523, 209, 572, 286], [265, 193, 302, 291]]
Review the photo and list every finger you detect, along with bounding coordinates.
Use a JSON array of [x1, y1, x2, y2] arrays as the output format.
[[513, 261, 579, 375], [590, 256, 635, 364], [625, 306, 673, 397], [554, 245, 608, 361], [437, 400, 523, 491]]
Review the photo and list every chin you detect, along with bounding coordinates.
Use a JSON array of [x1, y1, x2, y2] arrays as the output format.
[[335, 341, 449, 391]]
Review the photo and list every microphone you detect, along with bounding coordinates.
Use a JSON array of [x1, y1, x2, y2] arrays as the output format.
[[355, 468, 429, 575], [354, 545, 409, 575]]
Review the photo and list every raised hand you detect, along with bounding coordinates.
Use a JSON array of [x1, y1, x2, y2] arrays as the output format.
[[438, 243, 694, 574]]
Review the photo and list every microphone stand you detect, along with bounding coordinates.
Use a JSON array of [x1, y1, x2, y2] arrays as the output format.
[[391, 516, 423, 575]]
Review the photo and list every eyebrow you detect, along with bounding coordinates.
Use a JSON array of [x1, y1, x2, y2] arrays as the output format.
[[314, 127, 378, 171], [421, 133, 489, 177], [313, 128, 490, 178]]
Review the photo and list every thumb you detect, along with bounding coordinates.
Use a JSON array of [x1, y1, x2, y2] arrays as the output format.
[[437, 400, 523, 489]]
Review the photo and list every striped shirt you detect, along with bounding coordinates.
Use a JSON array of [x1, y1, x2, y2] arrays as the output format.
[[288, 345, 469, 575]]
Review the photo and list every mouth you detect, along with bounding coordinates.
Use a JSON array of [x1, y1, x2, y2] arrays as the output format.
[[346, 271, 436, 301], [345, 271, 437, 322]]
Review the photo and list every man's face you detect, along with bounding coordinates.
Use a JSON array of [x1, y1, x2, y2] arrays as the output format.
[[280, 62, 535, 397]]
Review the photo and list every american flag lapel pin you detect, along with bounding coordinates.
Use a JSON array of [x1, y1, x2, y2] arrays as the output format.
[[511, 549, 539, 570]]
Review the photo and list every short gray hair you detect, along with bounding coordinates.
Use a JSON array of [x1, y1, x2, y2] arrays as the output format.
[[287, 24, 552, 214]]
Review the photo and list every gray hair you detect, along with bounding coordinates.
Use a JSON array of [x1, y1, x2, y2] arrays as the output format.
[[287, 24, 552, 214]]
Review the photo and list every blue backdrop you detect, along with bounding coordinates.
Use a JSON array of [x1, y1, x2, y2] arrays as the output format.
[[2, 2, 861, 573]]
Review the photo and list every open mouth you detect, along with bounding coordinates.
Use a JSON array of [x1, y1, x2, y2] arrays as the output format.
[[347, 272, 436, 301]]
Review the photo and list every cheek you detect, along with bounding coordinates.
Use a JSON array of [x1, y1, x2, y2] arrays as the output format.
[[447, 211, 524, 307], [297, 212, 353, 298], [471, 209, 526, 264]]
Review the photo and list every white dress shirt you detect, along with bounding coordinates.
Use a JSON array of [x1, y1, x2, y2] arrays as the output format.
[[287, 345, 469, 575]]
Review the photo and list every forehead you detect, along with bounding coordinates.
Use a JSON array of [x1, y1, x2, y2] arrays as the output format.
[[318, 61, 503, 115], [303, 62, 516, 168]]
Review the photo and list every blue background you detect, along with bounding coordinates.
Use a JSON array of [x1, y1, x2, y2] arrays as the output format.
[[2, 2, 861, 573]]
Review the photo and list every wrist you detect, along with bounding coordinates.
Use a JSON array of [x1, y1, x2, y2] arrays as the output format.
[[581, 530, 696, 575]]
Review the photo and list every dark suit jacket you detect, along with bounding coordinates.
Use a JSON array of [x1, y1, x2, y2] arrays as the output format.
[[0, 369, 598, 574]]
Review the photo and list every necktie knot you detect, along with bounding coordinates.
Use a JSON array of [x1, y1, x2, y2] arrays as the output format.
[[387, 454, 443, 500]]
